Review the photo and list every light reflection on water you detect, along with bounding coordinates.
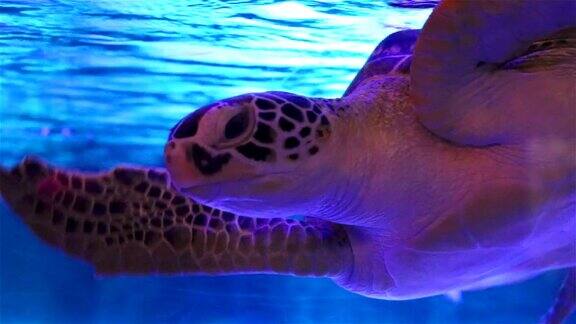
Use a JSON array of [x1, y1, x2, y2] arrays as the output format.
[[0, 1, 568, 323]]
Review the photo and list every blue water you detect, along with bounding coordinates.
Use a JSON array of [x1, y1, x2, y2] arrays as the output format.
[[0, 1, 571, 323]]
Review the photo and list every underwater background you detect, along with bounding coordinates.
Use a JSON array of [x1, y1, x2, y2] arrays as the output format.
[[0, 0, 573, 323]]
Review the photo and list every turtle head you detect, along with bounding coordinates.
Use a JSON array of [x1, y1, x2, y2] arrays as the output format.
[[164, 92, 336, 216]]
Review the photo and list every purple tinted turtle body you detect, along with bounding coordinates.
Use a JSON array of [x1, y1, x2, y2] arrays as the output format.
[[1, 0, 575, 322]]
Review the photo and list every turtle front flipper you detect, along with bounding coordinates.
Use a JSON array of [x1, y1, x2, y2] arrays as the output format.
[[0, 157, 352, 278], [412, 0, 576, 146]]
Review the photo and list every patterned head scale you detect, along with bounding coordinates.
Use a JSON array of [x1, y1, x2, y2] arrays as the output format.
[[164, 91, 334, 214]]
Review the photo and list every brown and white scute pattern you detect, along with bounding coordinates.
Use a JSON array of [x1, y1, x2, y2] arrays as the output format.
[[248, 91, 333, 162], [169, 91, 334, 166]]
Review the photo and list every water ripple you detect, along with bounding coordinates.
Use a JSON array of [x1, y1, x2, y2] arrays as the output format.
[[0, 0, 430, 166]]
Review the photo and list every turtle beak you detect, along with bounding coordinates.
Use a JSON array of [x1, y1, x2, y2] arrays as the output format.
[[164, 140, 233, 191], [164, 140, 198, 191], [163, 140, 231, 204]]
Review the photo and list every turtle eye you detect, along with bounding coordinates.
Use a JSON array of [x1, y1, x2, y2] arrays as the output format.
[[224, 110, 249, 140], [216, 105, 255, 149]]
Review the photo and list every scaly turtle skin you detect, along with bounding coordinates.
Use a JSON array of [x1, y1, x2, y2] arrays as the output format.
[[0, 158, 352, 277], [1, 0, 575, 322]]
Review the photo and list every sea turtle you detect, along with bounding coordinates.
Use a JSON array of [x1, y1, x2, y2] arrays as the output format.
[[1, 0, 575, 322]]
